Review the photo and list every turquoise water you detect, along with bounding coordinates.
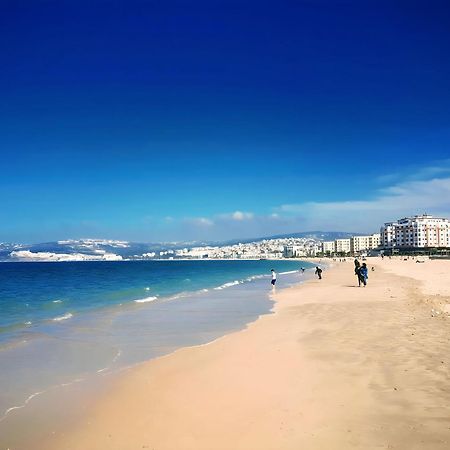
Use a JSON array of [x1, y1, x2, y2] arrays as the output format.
[[0, 259, 315, 442], [0, 260, 310, 334]]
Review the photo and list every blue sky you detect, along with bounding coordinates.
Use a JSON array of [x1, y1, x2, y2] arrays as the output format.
[[1, 0, 450, 243]]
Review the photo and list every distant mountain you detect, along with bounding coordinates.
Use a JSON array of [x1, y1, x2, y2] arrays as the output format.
[[0, 231, 360, 262]]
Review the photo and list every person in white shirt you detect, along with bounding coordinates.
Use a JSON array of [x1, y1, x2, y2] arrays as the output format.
[[271, 269, 277, 286]]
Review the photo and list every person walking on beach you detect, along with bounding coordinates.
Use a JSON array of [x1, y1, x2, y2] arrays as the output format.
[[271, 269, 277, 287], [315, 266, 322, 280], [354, 258, 361, 282], [301, 267, 305, 273], [355, 265, 363, 286], [357, 263, 368, 287]]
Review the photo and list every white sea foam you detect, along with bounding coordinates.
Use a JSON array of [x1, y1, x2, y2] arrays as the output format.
[[144, 287, 150, 291], [213, 280, 242, 290], [24, 321, 32, 325], [245, 274, 266, 281], [52, 299, 63, 303], [112, 349, 122, 363], [0, 391, 44, 422], [134, 296, 157, 303], [96, 349, 122, 374], [167, 292, 190, 301], [52, 313, 73, 321], [0, 376, 87, 422], [279, 270, 299, 275]]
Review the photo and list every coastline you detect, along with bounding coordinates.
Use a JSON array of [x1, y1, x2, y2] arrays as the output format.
[[7, 259, 450, 450], [0, 261, 314, 449], [38, 257, 450, 449]]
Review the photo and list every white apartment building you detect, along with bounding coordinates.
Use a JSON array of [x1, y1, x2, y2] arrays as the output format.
[[283, 245, 306, 258], [308, 243, 321, 257], [371, 233, 381, 248], [380, 215, 450, 249], [335, 239, 351, 254], [322, 241, 335, 254], [350, 233, 381, 254]]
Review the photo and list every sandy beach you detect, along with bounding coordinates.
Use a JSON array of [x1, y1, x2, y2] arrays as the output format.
[[43, 258, 450, 450]]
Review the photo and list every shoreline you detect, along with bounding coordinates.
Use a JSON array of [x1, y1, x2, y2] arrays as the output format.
[[0, 263, 314, 449], [6, 258, 450, 449]]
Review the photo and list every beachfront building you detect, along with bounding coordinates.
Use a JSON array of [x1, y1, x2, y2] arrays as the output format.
[[283, 245, 306, 258], [309, 243, 321, 257], [380, 215, 450, 249], [371, 233, 381, 248], [321, 241, 335, 255], [334, 239, 351, 255], [350, 234, 381, 254]]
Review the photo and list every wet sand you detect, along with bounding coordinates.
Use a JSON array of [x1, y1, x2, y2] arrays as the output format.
[[43, 258, 450, 449]]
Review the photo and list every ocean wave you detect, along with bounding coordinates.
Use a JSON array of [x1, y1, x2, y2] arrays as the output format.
[[1, 376, 86, 423], [0, 391, 44, 422], [96, 349, 122, 374], [213, 280, 243, 290], [144, 287, 150, 291], [52, 313, 73, 321], [112, 349, 122, 363], [245, 274, 266, 281], [24, 321, 32, 325], [52, 299, 63, 303], [167, 292, 190, 301], [134, 296, 157, 303], [279, 270, 300, 275]]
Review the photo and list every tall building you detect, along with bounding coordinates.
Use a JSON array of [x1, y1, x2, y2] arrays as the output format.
[[380, 215, 450, 249], [321, 241, 335, 254], [335, 239, 351, 254], [350, 234, 381, 254], [370, 233, 381, 249]]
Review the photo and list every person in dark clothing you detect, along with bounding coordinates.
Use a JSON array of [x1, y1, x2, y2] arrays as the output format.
[[358, 263, 368, 287], [355, 266, 363, 286], [315, 266, 323, 280], [354, 258, 361, 283]]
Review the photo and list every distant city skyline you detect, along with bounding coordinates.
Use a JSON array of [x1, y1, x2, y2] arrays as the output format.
[[1, 1, 450, 243]]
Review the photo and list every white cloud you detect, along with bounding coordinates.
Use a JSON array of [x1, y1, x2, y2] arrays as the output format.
[[376, 159, 450, 185], [232, 211, 253, 221], [215, 211, 255, 221], [184, 217, 214, 227], [150, 162, 450, 240], [278, 176, 450, 232], [224, 211, 254, 221]]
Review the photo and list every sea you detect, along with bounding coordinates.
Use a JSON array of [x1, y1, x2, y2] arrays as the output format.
[[0, 259, 315, 447]]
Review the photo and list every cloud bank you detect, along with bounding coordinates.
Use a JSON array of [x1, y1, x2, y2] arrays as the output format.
[[175, 170, 450, 241]]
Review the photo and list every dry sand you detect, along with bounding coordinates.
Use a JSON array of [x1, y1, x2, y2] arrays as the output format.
[[44, 258, 450, 450]]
